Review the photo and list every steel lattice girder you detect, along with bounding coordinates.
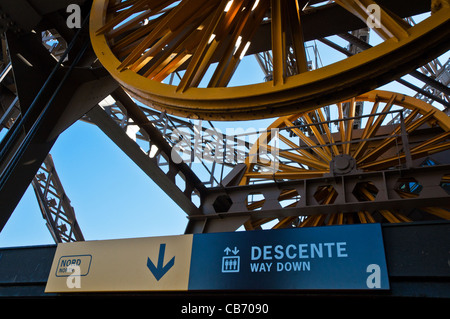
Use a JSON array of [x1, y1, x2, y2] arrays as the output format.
[[87, 93, 205, 217], [187, 163, 450, 233], [32, 154, 84, 243]]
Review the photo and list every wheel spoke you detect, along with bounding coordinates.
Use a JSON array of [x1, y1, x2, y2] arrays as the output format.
[[176, 0, 229, 91], [283, 119, 332, 162], [302, 113, 333, 157], [358, 108, 434, 165], [96, 0, 149, 36], [278, 134, 324, 163], [337, 103, 347, 153], [421, 207, 450, 219], [356, 94, 396, 165], [288, 0, 308, 74], [358, 211, 376, 223], [359, 140, 450, 170], [270, 0, 286, 86], [344, 98, 356, 154], [208, 0, 269, 87], [352, 98, 380, 159], [315, 108, 340, 156]]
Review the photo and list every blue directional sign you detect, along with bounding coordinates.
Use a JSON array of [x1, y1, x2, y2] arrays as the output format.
[[188, 223, 389, 290], [46, 223, 389, 292]]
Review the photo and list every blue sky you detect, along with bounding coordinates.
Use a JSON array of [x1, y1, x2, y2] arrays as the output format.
[[0, 120, 190, 247], [1, 12, 448, 247]]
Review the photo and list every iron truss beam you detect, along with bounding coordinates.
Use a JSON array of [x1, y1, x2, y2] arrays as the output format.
[[187, 163, 450, 233], [32, 154, 84, 243], [87, 88, 206, 217], [81, 95, 251, 188], [87, 100, 203, 219]]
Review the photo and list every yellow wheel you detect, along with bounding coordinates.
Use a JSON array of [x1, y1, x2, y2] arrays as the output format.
[[90, 0, 450, 120], [238, 90, 450, 229]]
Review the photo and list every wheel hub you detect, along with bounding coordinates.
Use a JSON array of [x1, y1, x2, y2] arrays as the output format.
[[330, 154, 357, 175]]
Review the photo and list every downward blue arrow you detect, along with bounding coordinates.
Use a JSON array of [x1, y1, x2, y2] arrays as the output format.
[[147, 243, 175, 281]]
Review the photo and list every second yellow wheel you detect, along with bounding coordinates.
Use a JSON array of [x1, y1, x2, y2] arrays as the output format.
[[238, 90, 450, 229]]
